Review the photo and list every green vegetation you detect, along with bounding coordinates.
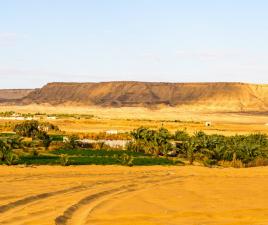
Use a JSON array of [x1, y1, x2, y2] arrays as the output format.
[[47, 113, 94, 119], [14, 120, 59, 137], [0, 137, 22, 165], [53, 149, 148, 157], [49, 134, 64, 142], [0, 132, 18, 137], [64, 135, 79, 149], [14, 154, 176, 166], [37, 131, 52, 149], [128, 127, 173, 156], [0, 123, 267, 167], [0, 111, 94, 119], [128, 127, 268, 167], [0, 111, 16, 117]]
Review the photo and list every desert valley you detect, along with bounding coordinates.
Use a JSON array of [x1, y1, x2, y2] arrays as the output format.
[[0, 81, 267, 225], [2, 1, 268, 224]]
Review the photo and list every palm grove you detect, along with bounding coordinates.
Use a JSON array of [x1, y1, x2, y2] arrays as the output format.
[[0, 120, 268, 167], [128, 127, 268, 167]]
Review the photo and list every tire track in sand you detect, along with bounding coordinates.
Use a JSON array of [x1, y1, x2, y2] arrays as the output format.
[[54, 174, 181, 225], [0, 174, 153, 224], [0, 177, 131, 215], [54, 184, 136, 225]]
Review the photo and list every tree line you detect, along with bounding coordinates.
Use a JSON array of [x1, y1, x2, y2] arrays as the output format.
[[127, 127, 268, 167]]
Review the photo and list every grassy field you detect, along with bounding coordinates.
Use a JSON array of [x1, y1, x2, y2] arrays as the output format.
[[12, 149, 177, 166]]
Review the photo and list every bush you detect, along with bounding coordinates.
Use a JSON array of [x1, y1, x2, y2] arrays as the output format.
[[114, 153, 133, 167], [246, 158, 268, 167], [32, 149, 39, 157], [59, 154, 69, 166], [203, 158, 218, 167], [64, 135, 79, 149], [14, 120, 59, 138], [14, 120, 40, 137], [37, 131, 52, 149], [174, 129, 190, 141], [5, 152, 18, 165]]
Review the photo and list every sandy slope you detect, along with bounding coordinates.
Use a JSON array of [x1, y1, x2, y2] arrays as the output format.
[[0, 166, 268, 225]]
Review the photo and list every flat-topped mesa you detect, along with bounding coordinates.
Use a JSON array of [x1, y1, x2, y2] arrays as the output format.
[[0, 89, 34, 100], [1, 82, 268, 112]]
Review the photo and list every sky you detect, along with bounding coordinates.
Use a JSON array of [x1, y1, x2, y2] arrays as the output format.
[[0, 0, 268, 88]]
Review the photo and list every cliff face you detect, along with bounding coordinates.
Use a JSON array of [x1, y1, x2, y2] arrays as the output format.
[[1, 82, 268, 112], [0, 89, 33, 100], [16, 81, 268, 112]]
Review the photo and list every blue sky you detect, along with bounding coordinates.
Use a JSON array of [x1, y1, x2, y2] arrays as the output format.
[[0, 0, 268, 88]]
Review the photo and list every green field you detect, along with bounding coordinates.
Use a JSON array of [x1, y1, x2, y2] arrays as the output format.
[[12, 149, 178, 166]]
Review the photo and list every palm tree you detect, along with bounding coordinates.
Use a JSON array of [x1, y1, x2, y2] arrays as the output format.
[[0, 137, 22, 164], [0, 139, 11, 161]]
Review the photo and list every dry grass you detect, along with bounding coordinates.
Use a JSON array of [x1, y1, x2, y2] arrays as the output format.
[[0, 105, 267, 135]]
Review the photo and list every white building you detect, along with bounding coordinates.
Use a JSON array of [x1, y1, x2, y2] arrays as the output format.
[[47, 116, 57, 120], [105, 130, 118, 135], [79, 139, 129, 148]]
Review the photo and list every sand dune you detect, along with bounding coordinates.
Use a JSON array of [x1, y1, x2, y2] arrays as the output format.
[[0, 165, 268, 225]]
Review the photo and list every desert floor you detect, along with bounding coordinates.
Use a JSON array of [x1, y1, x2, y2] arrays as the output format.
[[0, 105, 268, 135], [0, 165, 268, 225]]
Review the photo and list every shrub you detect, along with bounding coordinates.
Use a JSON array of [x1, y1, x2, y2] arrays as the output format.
[[231, 159, 245, 168], [14, 120, 40, 137], [5, 152, 18, 165], [118, 153, 133, 167], [14, 120, 59, 138], [0, 138, 20, 165], [203, 158, 218, 167], [32, 149, 39, 157], [37, 131, 52, 149], [64, 135, 79, 149], [247, 158, 268, 167], [59, 154, 69, 166], [174, 129, 190, 141]]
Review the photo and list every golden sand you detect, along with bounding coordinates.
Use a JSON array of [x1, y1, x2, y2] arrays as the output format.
[[0, 165, 267, 225]]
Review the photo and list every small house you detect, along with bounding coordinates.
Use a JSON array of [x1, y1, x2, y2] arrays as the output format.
[[105, 130, 118, 135], [47, 116, 57, 120]]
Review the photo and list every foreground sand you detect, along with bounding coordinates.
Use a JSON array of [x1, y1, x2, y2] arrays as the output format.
[[0, 165, 268, 225]]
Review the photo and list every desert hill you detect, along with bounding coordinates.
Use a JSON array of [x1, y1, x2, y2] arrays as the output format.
[[1, 82, 268, 112], [0, 89, 33, 101]]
